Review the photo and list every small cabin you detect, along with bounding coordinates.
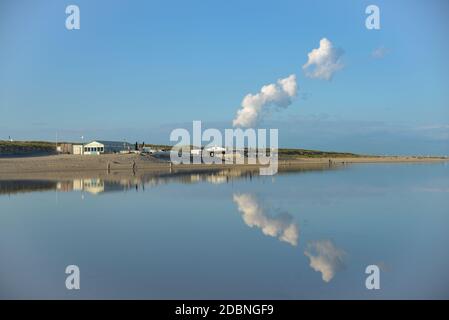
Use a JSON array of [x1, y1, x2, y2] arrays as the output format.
[[81, 141, 133, 155]]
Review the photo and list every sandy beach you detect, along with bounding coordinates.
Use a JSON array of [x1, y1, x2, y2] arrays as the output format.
[[0, 153, 447, 177]]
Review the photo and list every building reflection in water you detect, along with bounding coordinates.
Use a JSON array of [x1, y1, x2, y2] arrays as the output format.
[[0, 163, 337, 196], [0, 165, 347, 283], [0, 168, 259, 196]]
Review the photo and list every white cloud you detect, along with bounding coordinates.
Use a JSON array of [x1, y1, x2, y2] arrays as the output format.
[[371, 46, 389, 59], [303, 38, 344, 81], [304, 240, 345, 282], [233, 193, 299, 246], [232, 74, 298, 128]]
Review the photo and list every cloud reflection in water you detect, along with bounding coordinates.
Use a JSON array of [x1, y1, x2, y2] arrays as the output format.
[[233, 193, 299, 246], [304, 240, 346, 282]]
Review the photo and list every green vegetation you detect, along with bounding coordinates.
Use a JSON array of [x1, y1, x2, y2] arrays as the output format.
[[0, 140, 56, 155], [278, 148, 365, 158], [1, 140, 367, 158], [143, 143, 176, 151], [142, 145, 364, 158], [142, 144, 365, 157]]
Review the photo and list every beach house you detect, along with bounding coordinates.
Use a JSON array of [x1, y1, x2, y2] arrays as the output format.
[[72, 141, 133, 155]]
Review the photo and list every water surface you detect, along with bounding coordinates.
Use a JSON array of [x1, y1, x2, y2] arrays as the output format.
[[0, 163, 448, 299]]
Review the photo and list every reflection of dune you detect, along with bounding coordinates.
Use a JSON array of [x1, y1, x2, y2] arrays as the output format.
[[1, 165, 336, 197], [304, 240, 345, 282], [233, 193, 299, 246], [0, 180, 57, 195]]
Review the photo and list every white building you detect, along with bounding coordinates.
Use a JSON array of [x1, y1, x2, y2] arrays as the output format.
[[83, 141, 106, 155], [204, 146, 226, 157], [190, 146, 227, 157], [191, 149, 202, 156], [73, 144, 84, 155], [73, 141, 133, 155], [142, 147, 157, 154]]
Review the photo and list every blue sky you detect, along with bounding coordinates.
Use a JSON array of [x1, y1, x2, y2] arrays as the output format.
[[0, 0, 448, 154]]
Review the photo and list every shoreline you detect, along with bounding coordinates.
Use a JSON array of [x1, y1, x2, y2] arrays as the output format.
[[0, 153, 447, 177]]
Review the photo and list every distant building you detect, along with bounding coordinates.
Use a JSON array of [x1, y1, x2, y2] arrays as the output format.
[[191, 149, 202, 156], [73, 144, 84, 155], [57, 143, 73, 154], [190, 146, 227, 157], [69, 140, 132, 155], [85, 141, 133, 155], [82, 141, 105, 155], [204, 146, 226, 157], [142, 146, 157, 154]]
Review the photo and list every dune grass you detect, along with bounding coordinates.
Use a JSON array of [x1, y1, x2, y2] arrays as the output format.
[[0, 140, 367, 158], [277, 148, 365, 158], [0, 140, 56, 154]]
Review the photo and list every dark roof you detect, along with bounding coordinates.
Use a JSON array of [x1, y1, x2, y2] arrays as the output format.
[[89, 140, 133, 146]]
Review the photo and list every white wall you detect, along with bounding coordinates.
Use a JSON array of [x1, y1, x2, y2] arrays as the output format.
[[73, 145, 84, 155], [83, 141, 105, 155]]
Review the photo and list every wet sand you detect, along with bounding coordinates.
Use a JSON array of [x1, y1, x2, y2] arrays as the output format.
[[0, 153, 447, 177]]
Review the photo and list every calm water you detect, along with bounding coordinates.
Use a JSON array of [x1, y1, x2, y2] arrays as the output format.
[[0, 163, 448, 299]]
